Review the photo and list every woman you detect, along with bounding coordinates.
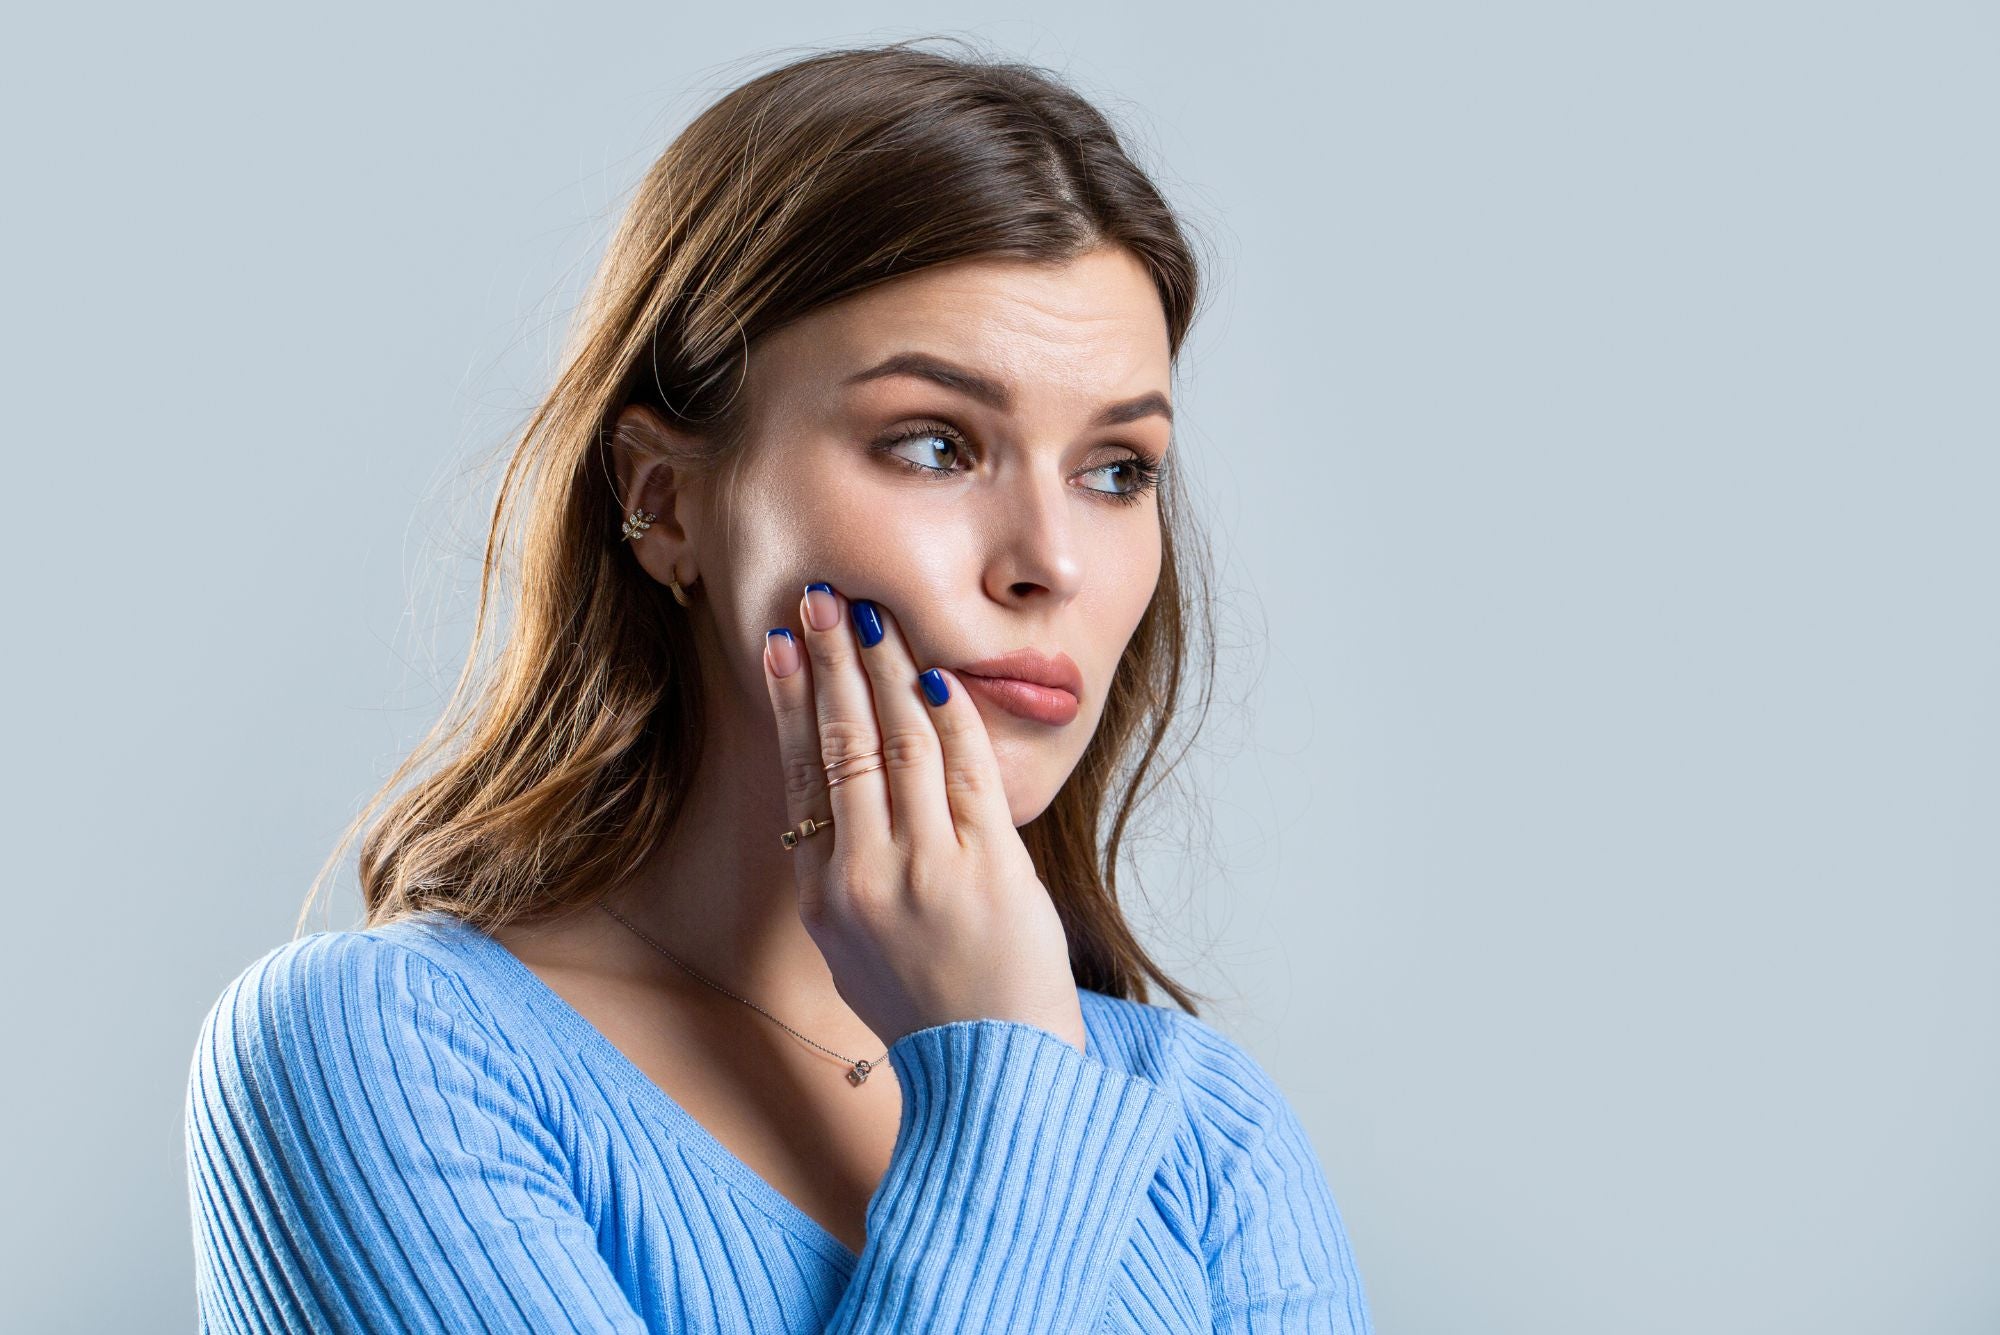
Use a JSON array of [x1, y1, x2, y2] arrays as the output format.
[[185, 39, 1376, 1334]]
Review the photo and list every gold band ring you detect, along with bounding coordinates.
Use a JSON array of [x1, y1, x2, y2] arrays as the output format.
[[826, 760, 885, 789], [824, 749, 885, 788], [782, 749, 883, 846]]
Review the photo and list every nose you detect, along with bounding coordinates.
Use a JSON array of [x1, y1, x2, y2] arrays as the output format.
[[982, 465, 1084, 606]]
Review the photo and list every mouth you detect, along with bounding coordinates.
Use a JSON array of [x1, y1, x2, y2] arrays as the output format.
[[953, 648, 1083, 727], [956, 674, 1080, 726]]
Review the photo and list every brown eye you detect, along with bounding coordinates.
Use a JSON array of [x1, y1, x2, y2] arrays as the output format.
[[871, 420, 971, 479], [1078, 453, 1163, 506], [870, 418, 1163, 507]]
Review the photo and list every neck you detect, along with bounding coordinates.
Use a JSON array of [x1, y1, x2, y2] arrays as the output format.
[[596, 638, 880, 1050]]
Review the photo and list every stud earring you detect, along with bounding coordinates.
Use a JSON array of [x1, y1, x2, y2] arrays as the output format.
[[620, 508, 657, 542]]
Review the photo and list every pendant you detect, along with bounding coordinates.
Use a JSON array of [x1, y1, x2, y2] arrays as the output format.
[[847, 1059, 873, 1086]]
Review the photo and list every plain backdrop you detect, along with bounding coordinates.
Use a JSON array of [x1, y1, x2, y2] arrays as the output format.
[[5, 4, 1994, 1332]]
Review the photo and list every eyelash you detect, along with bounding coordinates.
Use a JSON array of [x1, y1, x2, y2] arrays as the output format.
[[869, 419, 1163, 506]]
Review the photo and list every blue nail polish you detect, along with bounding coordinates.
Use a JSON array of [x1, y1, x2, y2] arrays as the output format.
[[919, 668, 949, 707], [806, 581, 833, 594], [851, 599, 883, 648], [766, 627, 793, 642]]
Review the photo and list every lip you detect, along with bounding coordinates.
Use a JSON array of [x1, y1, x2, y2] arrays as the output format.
[[954, 648, 1083, 727], [958, 674, 1080, 726]]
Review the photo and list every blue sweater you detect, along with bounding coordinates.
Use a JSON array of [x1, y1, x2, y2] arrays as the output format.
[[184, 909, 1374, 1332]]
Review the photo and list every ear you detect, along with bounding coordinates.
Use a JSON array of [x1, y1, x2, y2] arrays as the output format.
[[608, 403, 705, 592]]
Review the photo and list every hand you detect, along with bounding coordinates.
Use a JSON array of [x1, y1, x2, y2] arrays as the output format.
[[762, 581, 1087, 1054]]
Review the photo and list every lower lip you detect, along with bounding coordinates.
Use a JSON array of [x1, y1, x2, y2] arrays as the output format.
[[958, 674, 1080, 726]]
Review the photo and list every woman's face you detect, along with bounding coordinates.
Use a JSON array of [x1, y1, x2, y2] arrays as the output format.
[[676, 244, 1173, 825]]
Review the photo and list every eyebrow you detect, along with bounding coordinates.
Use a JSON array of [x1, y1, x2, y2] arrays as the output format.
[[842, 351, 1173, 428]]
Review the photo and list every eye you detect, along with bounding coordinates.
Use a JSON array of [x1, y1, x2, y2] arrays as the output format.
[[868, 418, 1166, 506], [1078, 455, 1164, 505], [872, 420, 968, 478]]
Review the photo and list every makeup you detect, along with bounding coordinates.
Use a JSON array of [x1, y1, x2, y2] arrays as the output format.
[[958, 673, 1080, 726]]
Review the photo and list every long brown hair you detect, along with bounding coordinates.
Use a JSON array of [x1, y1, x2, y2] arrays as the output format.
[[297, 37, 1222, 1015]]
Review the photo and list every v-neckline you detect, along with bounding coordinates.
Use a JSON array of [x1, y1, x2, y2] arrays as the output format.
[[408, 910, 865, 1272]]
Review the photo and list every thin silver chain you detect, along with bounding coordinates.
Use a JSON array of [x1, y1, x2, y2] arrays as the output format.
[[598, 901, 890, 1082]]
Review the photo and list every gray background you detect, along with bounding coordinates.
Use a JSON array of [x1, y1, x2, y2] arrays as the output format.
[[5, 4, 1993, 1331]]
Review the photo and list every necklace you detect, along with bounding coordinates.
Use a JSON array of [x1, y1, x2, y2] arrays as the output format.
[[597, 902, 892, 1086]]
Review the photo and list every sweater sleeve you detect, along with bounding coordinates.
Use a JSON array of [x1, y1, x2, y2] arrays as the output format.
[[823, 1017, 1179, 1333], [184, 932, 651, 1334], [1176, 1015, 1376, 1334]]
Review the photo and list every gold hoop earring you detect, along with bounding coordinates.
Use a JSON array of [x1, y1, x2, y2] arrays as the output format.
[[667, 571, 694, 607]]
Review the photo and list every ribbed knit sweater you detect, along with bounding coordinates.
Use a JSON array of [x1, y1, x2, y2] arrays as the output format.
[[184, 909, 1374, 1332]]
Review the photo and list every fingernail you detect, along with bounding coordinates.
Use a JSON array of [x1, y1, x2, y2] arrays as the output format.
[[851, 599, 883, 648], [919, 668, 949, 707], [804, 582, 837, 631], [765, 628, 799, 678]]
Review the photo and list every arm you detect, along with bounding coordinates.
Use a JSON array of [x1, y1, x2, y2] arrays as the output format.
[[186, 933, 1179, 1334], [1176, 1016, 1376, 1334], [185, 933, 650, 1334], [824, 1018, 1178, 1333]]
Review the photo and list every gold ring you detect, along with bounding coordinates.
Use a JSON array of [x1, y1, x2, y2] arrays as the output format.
[[780, 815, 833, 850], [823, 749, 884, 780], [826, 760, 885, 789]]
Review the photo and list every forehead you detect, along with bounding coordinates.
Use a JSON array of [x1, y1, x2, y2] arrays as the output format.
[[751, 246, 1170, 415]]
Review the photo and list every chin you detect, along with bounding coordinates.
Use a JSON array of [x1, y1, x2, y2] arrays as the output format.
[[991, 753, 1067, 828], [970, 705, 1086, 827]]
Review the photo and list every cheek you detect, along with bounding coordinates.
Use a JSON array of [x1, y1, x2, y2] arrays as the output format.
[[725, 440, 865, 575], [1065, 524, 1160, 728], [722, 446, 972, 640], [1086, 522, 1163, 645]]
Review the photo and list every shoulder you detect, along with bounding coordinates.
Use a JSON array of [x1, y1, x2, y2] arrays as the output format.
[[1080, 989, 1331, 1191], [1075, 984, 1186, 1082], [192, 915, 474, 1041], [1076, 986, 1294, 1124], [186, 913, 526, 1123], [199, 908, 506, 1022], [1159, 1007, 1302, 1142], [1156, 1008, 1376, 1330]]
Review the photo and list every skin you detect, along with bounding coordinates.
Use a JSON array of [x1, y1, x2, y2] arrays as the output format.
[[488, 243, 1172, 1251]]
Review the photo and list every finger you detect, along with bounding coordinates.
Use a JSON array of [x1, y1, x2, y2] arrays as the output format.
[[799, 581, 891, 844], [762, 625, 838, 866], [911, 665, 1017, 842], [846, 598, 951, 850]]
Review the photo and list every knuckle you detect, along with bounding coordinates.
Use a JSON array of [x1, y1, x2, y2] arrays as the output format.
[[796, 881, 844, 937], [816, 716, 879, 768], [823, 858, 885, 918], [779, 752, 825, 803], [903, 856, 954, 903], [878, 724, 937, 771], [805, 624, 852, 664], [941, 754, 990, 800]]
